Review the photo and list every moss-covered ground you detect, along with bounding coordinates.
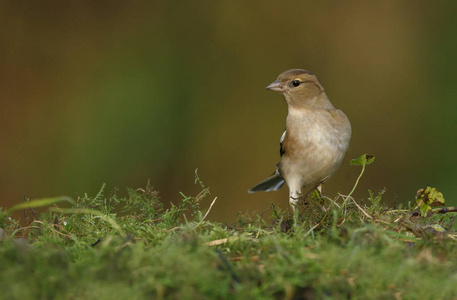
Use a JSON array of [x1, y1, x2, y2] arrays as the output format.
[[1, 157, 457, 299]]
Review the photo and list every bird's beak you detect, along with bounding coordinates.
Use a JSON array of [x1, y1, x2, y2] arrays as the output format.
[[265, 80, 285, 92]]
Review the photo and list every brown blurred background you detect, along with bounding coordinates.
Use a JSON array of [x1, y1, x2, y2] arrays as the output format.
[[1, 1, 456, 222]]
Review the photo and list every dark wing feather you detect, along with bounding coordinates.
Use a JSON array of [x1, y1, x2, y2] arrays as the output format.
[[279, 129, 286, 157], [248, 169, 285, 193]]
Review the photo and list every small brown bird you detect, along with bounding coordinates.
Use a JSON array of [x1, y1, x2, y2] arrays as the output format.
[[249, 69, 351, 210]]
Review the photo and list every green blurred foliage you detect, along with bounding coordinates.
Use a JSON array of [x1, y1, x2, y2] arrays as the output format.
[[1, 1, 457, 222]]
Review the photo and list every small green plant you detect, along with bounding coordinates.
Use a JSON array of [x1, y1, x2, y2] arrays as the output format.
[[347, 153, 375, 197], [366, 188, 386, 215], [415, 186, 446, 217]]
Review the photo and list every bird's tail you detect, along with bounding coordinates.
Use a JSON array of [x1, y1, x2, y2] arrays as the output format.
[[248, 169, 285, 193]]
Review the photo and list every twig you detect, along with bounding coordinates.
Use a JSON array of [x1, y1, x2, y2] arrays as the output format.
[[206, 236, 259, 246], [29, 207, 40, 221], [321, 196, 341, 209], [410, 206, 457, 217], [16, 220, 73, 239], [374, 219, 391, 225], [216, 249, 241, 284], [339, 193, 373, 220], [448, 234, 457, 241], [385, 209, 409, 214], [91, 238, 102, 247], [207, 238, 230, 246], [432, 206, 457, 214], [193, 197, 217, 229], [17, 225, 41, 232], [394, 215, 403, 223], [338, 218, 346, 227], [259, 205, 272, 220], [304, 222, 322, 238], [347, 195, 373, 220]]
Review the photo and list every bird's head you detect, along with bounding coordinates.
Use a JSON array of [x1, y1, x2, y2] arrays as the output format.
[[266, 69, 331, 109]]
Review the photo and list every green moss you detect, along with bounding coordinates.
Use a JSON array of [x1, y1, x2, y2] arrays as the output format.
[[1, 167, 457, 299]]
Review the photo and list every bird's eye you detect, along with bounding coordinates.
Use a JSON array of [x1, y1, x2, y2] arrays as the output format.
[[292, 80, 301, 87]]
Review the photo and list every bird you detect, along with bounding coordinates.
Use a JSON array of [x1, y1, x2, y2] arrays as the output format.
[[248, 69, 351, 211]]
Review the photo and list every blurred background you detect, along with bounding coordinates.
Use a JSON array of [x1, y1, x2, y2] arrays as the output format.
[[2, 1, 457, 222]]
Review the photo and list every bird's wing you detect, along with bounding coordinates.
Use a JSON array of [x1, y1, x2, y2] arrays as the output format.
[[248, 169, 285, 193], [279, 129, 286, 157]]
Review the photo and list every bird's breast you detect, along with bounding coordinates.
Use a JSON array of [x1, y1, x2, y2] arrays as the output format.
[[280, 108, 351, 187]]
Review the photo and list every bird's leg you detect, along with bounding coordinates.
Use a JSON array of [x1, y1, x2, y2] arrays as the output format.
[[289, 190, 301, 211], [316, 183, 327, 212], [316, 183, 324, 196], [289, 190, 301, 225]]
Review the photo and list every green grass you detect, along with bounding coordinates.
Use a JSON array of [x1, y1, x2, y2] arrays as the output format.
[[1, 161, 457, 299]]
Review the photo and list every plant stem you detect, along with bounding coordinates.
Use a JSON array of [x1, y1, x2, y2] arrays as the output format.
[[347, 163, 366, 199]]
